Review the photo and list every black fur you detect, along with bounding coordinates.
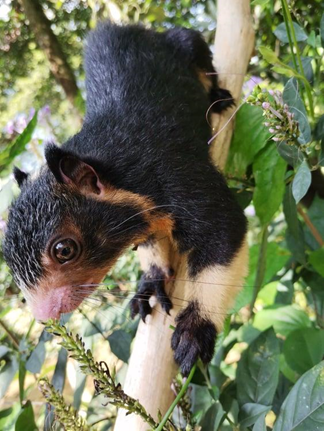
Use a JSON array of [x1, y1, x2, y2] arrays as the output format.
[[171, 300, 217, 376], [75, 22, 246, 276], [13, 167, 29, 187], [3, 23, 247, 369], [130, 265, 173, 321]]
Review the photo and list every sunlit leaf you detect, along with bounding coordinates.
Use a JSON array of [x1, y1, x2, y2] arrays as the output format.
[[234, 243, 290, 311], [0, 112, 38, 172], [274, 361, 324, 430], [226, 104, 271, 177], [253, 305, 311, 336]]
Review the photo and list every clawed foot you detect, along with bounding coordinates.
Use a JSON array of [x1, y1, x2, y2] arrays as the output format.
[[171, 300, 217, 376], [130, 265, 173, 321]]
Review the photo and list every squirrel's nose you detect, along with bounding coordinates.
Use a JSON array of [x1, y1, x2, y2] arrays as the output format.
[[28, 286, 69, 321]]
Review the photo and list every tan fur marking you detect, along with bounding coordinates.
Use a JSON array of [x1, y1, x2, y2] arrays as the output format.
[[197, 69, 212, 92], [137, 235, 173, 276], [172, 238, 249, 330], [100, 185, 154, 209]]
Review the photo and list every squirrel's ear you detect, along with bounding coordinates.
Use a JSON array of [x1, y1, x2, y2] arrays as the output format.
[[13, 167, 28, 188], [45, 143, 104, 195]]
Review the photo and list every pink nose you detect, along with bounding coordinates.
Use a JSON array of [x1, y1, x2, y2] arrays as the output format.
[[29, 286, 72, 321]]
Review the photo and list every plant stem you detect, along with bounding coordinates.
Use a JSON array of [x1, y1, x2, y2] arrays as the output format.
[[0, 318, 20, 348], [154, 364, 197, 431], [281, 0, 314, 120], [297, 205, 324, 246], [280, 0, 298, 70], [250, 225, 269, 317]]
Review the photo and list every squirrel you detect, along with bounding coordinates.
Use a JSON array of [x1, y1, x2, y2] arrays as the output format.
[[3, 22, 248, 376]]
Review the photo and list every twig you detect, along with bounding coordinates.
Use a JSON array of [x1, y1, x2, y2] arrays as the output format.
[[154, 364, 197, 431], [0, 318, 20, 348], [297, 205, 324, 247]]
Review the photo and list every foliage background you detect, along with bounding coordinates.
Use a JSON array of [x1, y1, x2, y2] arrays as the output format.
[[0, 0, 324, 430]]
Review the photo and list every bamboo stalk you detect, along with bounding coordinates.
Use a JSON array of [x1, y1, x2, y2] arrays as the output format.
[[114, 2, 254, 429]]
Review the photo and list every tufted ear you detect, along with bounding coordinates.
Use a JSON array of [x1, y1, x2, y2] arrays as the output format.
[[45, 143, 104, 195], [13, 167, 29, 188]]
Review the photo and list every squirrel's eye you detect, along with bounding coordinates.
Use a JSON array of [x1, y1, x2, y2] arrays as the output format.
[[52, 239, 80, 264]]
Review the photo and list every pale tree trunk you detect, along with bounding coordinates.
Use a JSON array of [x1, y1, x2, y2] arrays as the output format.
[[114, 2, 254, 429]]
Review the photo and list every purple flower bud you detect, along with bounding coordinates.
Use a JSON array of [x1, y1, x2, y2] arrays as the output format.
[[272, 137, 281, 142], [262, 102, 270, 109], [269, 128, 276, 133], [264, 122, 271, 127], [268, 90, 274, 96], [276, 125, 282, 130]]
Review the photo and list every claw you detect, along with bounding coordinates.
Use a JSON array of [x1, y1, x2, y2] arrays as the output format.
[[130, 265, 173, 321]]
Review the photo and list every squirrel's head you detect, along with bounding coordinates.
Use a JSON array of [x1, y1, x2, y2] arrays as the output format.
[[3, 143, 172, 321]]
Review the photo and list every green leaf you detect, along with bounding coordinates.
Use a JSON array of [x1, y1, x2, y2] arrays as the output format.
[[274, 22, 308, 43], [305, 196, 324, 249], [18, 361, 26, 405], [314, 115, 324, 140], [259, 46, 280, 64], [274, 361, 324, 430], [239, 403, 271, 428], [237, 328, 280, 406], [15, 401, 38, 431], [226, 104, 271, 177], [234, 243, 290, 311], [283, 184, 306, 263], [191, 384, 214, 414], [284, 328, 324, 375], [253, 143, 287, 225], [321, 13, 324, 43], [0, 357, 18, 399], [309, 247, 324, 277], [0, 404, 21, 431], [253, 305, 311, 336], [0, 112, 38, 172], [108, 330, 132, 363], [251, 0, 270, 5], [292, 160, 312, 204], [25, 341, 46, 374], [253, 412, 267, 431], [199, 402, 225, 431], [283, 79, 311, 145], [276, 141, 304, 167]]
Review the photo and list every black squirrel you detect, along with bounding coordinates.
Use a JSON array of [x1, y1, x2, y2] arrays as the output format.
[[3, 23, 248, 375]]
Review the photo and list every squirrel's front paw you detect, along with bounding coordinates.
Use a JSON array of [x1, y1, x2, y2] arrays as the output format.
[[171, 300, 217, 376], [130, 265, 173, 321]]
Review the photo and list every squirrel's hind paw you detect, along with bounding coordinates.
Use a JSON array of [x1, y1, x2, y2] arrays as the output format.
[[171, 300, 217, 376]]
